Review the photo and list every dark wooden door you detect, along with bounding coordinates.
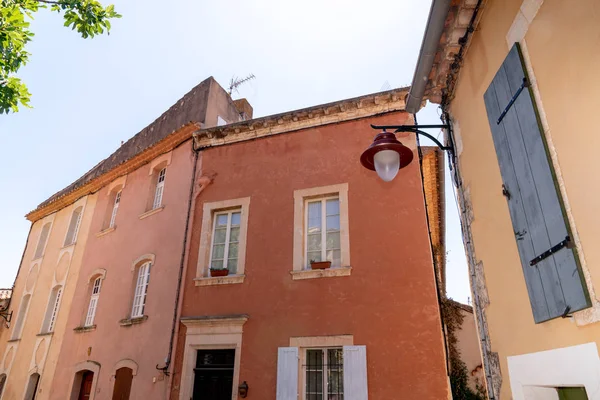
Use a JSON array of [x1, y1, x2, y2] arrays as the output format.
[[112, 367, 133, 400], [192, 349, 235, 400], [78, 371, 94, 400]]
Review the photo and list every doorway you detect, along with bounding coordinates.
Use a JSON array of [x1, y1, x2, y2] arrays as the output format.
[[192, 349, 235, 400], [111, 367, 133, 400], [77, 371, 94, 400], [558, 387, 588, 400]]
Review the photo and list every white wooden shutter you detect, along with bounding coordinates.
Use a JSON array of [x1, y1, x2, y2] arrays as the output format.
[[34, 223, 51, 259], [276, 347, 298, 400], [343, 345, 368, 400]]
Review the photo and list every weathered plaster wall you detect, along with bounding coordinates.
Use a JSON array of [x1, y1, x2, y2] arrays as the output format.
[[454, 305, 484, 392], [171, 112, 450, 399], [0, 195, 96, 400], [448, 0, 600, 398], [48, 142, 196, 400]]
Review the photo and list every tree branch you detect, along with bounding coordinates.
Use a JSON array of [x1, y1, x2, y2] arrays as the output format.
[[33, 0, 63, 4]]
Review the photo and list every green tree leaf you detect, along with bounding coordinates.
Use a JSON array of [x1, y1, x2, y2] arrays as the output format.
[[0, 0, 121, 114]]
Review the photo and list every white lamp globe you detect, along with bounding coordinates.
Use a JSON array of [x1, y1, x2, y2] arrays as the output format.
[[374, 149, 400, 182]]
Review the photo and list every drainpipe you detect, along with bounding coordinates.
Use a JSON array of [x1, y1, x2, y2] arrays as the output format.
[[406, 0, 452, 114], [163, 131, 213, 398]]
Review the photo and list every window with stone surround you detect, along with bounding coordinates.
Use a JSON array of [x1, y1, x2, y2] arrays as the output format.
[[195, 197, 250, 286], [292, 183, 351, 280]]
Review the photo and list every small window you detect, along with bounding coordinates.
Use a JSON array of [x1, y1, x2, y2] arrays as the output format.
[[305, 348, 344, 399], [0, 373, 6, 398], [64, 206, 83, 246], [109, 191, 121, 228], [34, 222, 51, 259], [153, 168, 166, 210], [131, 262, 151, 318], [11, 294, 31, 340], [85, 277, 102, 327], [305, 197, 341, 268], [42, 286, 63, 333], [209, 210, 241, 274]]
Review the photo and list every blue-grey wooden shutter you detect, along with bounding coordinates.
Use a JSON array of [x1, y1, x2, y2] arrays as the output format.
[[276, 347, 298, 400], [483, 43, 590, 323], [343, 345, 368, 400]]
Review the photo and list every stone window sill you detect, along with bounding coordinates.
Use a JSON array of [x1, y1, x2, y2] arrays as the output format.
[[139, 206, 164, 220], [119, 315, 148, 327], [61, 243, 76, 250], [290, 266, 352, 281], [74, 325, 97, 333], [96, 227, 116, 238], [194, 274, 245, 287], [7, 338, 20, 343], [36, 331, 54, 337]]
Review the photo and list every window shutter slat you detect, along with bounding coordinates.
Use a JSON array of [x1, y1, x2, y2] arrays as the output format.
[[483, 43, 590, 322], [276, 347, 298, 400], [343, 345, 368, 400]]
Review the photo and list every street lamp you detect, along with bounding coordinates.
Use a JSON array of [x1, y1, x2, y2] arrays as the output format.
[[360, 124, 453, 182]]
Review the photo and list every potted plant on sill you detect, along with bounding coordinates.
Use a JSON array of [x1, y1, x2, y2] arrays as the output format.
[[210, 268, 229, 277], [310, 260, 331, 270]]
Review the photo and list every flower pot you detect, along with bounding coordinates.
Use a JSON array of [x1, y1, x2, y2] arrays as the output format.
[[210, 269, 229, 277], [310, 261, 331, 270]]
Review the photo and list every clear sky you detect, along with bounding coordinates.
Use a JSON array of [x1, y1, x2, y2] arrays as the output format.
[[0, 0, 471, 303]]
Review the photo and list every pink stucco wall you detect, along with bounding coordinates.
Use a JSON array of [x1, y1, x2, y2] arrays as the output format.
[[50, 141, 196, 400]]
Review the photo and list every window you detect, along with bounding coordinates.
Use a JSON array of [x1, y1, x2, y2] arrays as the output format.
[[153, 168, 166, 210], [305, 348, 344, 400], [85, 277, 102, 327], [109, 191, 121, 228], [33, 222, 51, 260], [305, 197, 340, 268], [483, 43, 590, 322], [195, 197, 250, 285], [217, 115, 227, 126], [209, 210, 241, 273], [276, 344, 367, 400], [42, 286, 63, 333], [24, 373, 40, 400], [0, 373, 6, 398], [64, 206, 83, 246], [292, 184, 350, 280], [131, 262, 151, 318], [11, 294, 31, 340]]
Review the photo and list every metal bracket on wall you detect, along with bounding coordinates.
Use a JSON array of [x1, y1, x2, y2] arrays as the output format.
[[0, 309, 12, 323], [529, 236, 572, 266], [496, 77, 530, 124]]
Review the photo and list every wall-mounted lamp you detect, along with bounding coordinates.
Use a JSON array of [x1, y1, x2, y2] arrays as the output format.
[[360, 124, 452, 182], [238, 381, 249, 398]]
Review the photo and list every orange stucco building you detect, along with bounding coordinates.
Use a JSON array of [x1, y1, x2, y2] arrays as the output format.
[[170, 88, 450, 399]]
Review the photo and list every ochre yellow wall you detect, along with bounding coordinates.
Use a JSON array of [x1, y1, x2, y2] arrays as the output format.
[[448, 0, 600, 397], [0, 194, 96, 400]]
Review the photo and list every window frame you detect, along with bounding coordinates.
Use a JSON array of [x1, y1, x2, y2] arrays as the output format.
[[85, 277, 102, 327], [208, 209, 242, 273], [131, 262, 151, 318], [64, 206, 84, 247], [41, 285, 63, 333], [152, 167, 166, 210], [304, 347, 344, 400], [292, 184, 350, 279], [304, 195, 341, 269], [11, 294, 31, 340], [33, 222, 52, 260], [195, 197, 251, 285], [109, 190, 121, 229], [47, 286, 63, 332]]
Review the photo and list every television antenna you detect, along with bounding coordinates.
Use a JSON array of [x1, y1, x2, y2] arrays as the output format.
[[228, 74, 256, 95]]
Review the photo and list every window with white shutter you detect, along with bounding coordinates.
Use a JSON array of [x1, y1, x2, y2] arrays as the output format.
[[152, 168, 166, 210], [343, 346, 368, 400], [277, 347, 299, 400], [42, 286, 63, 333], [64, 206, 83, 246], [131, 262, 151, 318], [85, 277, 102, 327], [109, 191, 121, 228], [483, 43, 590, 322], [33, 222, 51, 260]]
